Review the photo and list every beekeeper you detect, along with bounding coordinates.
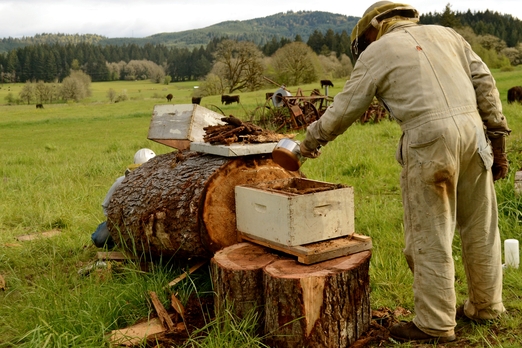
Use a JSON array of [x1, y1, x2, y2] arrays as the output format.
[[91, 148, 156, 249], [300, 1, 510, 343]]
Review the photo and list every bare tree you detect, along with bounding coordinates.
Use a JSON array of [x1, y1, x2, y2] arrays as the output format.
[[49, 80, 60, 104], [19, 82, 34, 105], [200, 72, 225, 96], [270, 42, 322, 86], [107, 88, 117, 103], [106, 61, 126, 81], [34, 80, 52, 103], [61, 70, 91, 102], [318, 53, 353, 79], [213, 40, 264, 93], [122, 60, 165, 82], [478, 34, 507, 54]]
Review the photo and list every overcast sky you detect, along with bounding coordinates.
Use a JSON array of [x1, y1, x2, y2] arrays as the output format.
[[1, 0, 521, 39]]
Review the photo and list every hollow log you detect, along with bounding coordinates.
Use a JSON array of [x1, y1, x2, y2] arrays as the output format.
[[211, 242, 279, 330], [106, 151, 300, 259], [263, 251, 372, 348]]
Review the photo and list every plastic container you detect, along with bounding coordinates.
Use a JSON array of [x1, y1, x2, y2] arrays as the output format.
[[504, 239, 520, 269]]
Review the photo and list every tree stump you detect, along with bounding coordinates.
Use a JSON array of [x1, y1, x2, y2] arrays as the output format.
[[106, 151, 300, 259], [263, 250, 371, 348], [211, 242, 279, 332]]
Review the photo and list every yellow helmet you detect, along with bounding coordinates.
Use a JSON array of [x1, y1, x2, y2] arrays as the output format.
[[350, 1, 419, 61]]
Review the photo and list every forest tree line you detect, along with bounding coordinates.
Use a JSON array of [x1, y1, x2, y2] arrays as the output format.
[[1, 4, 522, 101], [0, 30, 354, 85]]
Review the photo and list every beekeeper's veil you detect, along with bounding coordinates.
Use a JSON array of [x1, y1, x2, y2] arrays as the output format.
[[350, 1, 419, 62]]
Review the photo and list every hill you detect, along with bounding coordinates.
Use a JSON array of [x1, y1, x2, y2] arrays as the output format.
[[0, 11, 358, 53], [102, 11, 359, 49], [2, 8, 522, 54]]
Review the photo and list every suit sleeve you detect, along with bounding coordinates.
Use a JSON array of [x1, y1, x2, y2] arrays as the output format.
[[303, 61, 377, 150], [465, 39, 511, 138]]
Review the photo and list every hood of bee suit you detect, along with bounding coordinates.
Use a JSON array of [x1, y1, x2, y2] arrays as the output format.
[[350, 1, 419, 62]]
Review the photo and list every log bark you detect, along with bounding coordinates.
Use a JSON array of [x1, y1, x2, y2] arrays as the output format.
[[106, 151, 300, 259], [263, 251, 372, 348], [211, 242, 279, 328]]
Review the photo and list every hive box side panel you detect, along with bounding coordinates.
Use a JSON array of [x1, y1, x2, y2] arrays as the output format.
[[235, 187, 291, 245], [148, 104, 224, 146], [289, 186, 354, 245]]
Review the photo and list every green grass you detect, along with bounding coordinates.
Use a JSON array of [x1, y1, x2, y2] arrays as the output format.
[[1, 72, 522, 347]]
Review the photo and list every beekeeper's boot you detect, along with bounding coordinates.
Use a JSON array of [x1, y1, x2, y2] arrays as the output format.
[[390, 321, 456, 343]]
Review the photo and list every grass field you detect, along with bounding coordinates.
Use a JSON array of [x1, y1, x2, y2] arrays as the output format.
[[1, 70, 522, 347]]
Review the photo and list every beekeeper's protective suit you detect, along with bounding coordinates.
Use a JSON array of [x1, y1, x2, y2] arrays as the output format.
[[91, 148, 156, 248], [301, 1, 510, 343]]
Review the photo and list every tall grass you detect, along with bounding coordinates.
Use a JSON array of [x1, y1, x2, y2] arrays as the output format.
[[1, 72, 522, 347]]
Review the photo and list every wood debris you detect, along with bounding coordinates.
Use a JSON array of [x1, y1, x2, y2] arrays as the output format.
[[170, 293, 185, 318], [149, 291, 176, 331], [16, 229, 61, 242], [203, 116, 288, 145], [166, 260, 207, 288], [97, 251, 137, 261]]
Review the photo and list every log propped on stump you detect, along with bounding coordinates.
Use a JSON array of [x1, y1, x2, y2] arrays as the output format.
[[263, 250, 371, 348], [211, 243, 279, 329], [106, 151, 300, 259]]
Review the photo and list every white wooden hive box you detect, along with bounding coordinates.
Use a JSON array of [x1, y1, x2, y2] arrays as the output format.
[[235, 178, 354, 246]]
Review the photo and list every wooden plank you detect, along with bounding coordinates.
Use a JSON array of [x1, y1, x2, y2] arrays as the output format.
[[190, 141, 277, 156], [166, 260, 207, 288], [16, 229, 61, 242], [108, 317, 166, 346], [239, 233, 372, 264], [152, 139, 191, 151], [170, 293, 185, 318], [149, 291, 175, 331], [97, 251, 137, 261]]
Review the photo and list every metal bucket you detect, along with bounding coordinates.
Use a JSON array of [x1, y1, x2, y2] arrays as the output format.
[[271, 138, 306, 171]]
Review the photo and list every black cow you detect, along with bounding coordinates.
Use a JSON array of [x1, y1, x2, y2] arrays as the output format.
[[36, 103, 44, 109], [192, 96, 202, 105], [166, 94, 173, 102], [507, 86, 522, 104], [221, 95, 240, 105], [320, 80, 334, 88]]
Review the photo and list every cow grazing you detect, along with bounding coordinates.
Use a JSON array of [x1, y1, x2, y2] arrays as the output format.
[[320, 80, 334, 88], [192, 96, 202, 105], [507, 86, 522, 104], [166, 94, 173, 102], [221, 95, 240, 105], [36, 104, 44, 109]]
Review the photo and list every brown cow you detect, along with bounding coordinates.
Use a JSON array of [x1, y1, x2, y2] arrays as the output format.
[[221, 95, 240, 105], [166, 94, 173, 102], [192, 96, 202, 105], [507, 86, 522, 104], [36, 104, 44, 109]]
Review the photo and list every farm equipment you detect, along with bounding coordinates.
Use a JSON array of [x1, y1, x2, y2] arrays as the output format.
[[250, 77, 333, 132]]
